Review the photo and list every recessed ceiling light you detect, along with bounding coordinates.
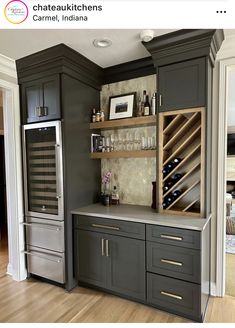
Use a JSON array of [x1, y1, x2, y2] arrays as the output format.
[[93, 38, 112, 48]]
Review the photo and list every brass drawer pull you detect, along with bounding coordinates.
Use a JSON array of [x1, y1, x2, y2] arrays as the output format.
[[161, 291, 183, 300], [161, 259, 183, 266], [160, 234, 183, 241], [92, 223, 120, 231], [101, 238, 105, 256]]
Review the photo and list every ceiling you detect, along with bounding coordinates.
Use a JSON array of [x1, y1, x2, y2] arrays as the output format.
[[0, 29, 234, 68], [0, 29, 176, 67]]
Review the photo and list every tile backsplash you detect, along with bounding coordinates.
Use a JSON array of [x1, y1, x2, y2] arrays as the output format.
[[100, 75, 157, 206]]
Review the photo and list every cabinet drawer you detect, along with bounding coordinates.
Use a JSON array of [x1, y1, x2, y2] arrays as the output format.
[[147, 273, 200, 320], [26, 246, 65, 284], [147, 242, 200, 283], [74, 215, 145, 240], [146, 225, 200, 249]]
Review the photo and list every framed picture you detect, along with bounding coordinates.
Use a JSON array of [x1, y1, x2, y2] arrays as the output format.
[[109, 92, 136, 120]]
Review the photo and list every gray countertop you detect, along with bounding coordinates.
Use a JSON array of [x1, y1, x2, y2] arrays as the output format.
[[71, 203, 211, 231]]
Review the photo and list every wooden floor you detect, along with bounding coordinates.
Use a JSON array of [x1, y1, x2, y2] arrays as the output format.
[[1, 237, 235, 323], [0, 273, 234, 323]]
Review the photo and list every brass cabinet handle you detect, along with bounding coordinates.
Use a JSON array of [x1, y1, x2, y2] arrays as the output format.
[[92, 223, 120, 231], [35, 106, 44, 117], [160, 234, 183, 241], [161, 259, 183, 266], [43, 107, 48, 116], [159, 94, 163, 107], [106, 239, 109, 257], [161, 291, 183, 300], [101, 238, 105, 256]]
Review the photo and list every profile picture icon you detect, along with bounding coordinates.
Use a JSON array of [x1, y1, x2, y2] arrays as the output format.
[[4, 0, 28, 24]]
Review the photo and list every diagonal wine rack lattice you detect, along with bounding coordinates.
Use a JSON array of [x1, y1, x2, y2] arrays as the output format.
[[158, 107, 205, 217]]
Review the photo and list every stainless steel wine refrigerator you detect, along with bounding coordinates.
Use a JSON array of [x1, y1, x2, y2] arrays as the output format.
[[23, 121, 65, 285]]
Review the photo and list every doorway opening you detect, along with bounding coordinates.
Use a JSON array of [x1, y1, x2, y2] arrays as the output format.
[[225, 66, 235, 297], [0, 90, 8, 277]]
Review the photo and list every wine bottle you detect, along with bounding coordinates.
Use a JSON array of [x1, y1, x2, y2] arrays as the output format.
[[172, 157, 181, 166], [172, 173, 183, 182], [162, 201, 168, 209], [172, 190, 182, 200], [137, 96, 143, 117], [144, 95, 151, 116], [140, 90, 146, 116], [162, 167, 170, 178]]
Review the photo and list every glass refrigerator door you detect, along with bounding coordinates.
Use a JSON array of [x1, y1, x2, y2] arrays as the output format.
[[24, 122, 63, 220]]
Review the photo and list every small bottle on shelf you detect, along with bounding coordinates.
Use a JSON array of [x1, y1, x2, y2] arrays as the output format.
[[151, 93, 156, 115], [100, 109, 105, 122], [91, 108, 96, 123], [96, 110, 101, 122], [144, 95, 151, 116], [111, 186, 120, 205]]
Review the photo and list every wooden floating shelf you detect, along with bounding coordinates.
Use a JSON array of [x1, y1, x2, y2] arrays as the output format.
[[90, 150, 156, 159], [90, 115, 156, 130]]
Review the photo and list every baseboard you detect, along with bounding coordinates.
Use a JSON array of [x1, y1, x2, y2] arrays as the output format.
[[210, 282, 217, 296], [6, 263, 12, 276]]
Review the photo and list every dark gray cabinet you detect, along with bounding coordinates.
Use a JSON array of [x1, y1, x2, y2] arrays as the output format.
[[76, 230, 107, 288], [74, 212, 210, 322], [107, 234, 145, 301], [158, 58, 206, 112], [75, 216, 146, 302], [21, 74, 60, 123]]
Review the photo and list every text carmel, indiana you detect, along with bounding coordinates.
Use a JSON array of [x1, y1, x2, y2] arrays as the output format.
[[33, 15, 88, 21]]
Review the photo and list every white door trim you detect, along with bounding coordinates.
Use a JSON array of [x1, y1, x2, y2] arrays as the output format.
[[0, 54, 27, 281], [216, 57, 235, 297]]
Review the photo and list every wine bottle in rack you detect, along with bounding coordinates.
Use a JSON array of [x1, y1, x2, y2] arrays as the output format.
[[172, 190, 182, 199], [172, 173, 183, 183], [163, 178, 174, 193]]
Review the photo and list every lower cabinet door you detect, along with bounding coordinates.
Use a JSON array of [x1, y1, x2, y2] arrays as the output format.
[[107, 235, 146, 301], [76, 230, 107, 288], [147, 273, 201, 320]]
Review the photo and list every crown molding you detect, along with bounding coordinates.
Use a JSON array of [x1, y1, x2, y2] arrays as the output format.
[[143, 29, 224, 67], [16, 43, 104, 90], [0, 54, 17, 79]]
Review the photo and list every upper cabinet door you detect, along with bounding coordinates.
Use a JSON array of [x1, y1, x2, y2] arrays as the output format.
[[158, 57, 206, 112], [21, 74, 61, 124], [42, 75, 61, 121], [22, 81, 42, 124]]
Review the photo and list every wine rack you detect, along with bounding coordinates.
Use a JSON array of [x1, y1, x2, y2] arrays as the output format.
[[158, 107, 205, 217]]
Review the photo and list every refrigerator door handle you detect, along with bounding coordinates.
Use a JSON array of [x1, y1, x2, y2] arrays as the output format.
[[55, 144, 62, 199], [22, 222, 62, 232], [23, 251, 62, 263]]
